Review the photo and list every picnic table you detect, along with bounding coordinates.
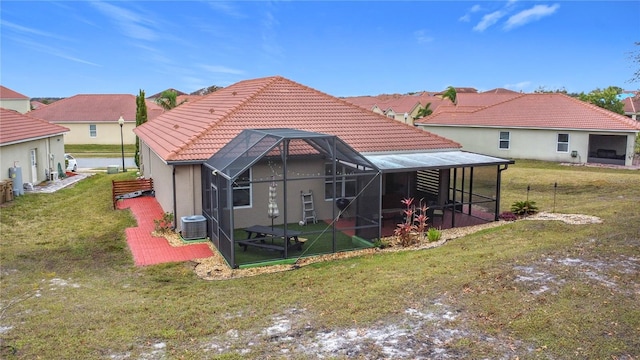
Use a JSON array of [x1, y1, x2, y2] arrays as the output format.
[[238, 225, 304, 254]]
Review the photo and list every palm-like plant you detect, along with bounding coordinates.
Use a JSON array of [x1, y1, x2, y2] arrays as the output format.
[[414, 102, 433, 119], [155, 90, 184, 110], [442, 86, 457, 105]]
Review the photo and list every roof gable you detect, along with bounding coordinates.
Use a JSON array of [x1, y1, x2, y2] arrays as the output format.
[[421, 93, 640, 131], [29, 94, 164, 122], [0, 86, 29, 99], [0, 108, 69, 145], [135, 76, 461, 162]]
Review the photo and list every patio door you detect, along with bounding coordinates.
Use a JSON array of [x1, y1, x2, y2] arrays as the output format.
[[30, 149, 38, 183]]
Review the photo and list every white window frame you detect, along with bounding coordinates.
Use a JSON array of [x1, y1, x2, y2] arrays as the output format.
[[89, 124, 97, 138], [499, 131, 510, 150], [324, 163, 357, 200], [556, 133, 569, 152], [232, 168, 252, 208]]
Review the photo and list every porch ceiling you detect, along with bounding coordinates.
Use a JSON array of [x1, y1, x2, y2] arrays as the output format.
[[364, 151, 514, 172]]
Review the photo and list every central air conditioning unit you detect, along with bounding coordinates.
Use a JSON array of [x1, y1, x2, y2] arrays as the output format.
[[180, 215, 207, 240]]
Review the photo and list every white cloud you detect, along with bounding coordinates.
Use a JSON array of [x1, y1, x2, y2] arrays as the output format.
[[504, 4, 560, 30], [207, 1, 246, 19], [473, 10, 506, 32], [504, 81, 531, 90], [200, 65, 245, 75], [6, 36, 100, 66], [90, 1, 158, 41], [1, 20, 71, 41], [459, 4, 483, 22], [414, 30, 434, 44]]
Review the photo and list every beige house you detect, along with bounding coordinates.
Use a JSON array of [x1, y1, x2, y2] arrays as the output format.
[[623, 95, 640, 121], [416, 93, 640, 167], [134, 76, 514, 268], [0, 86, 31, 114], [0, 108, 69, 188], [345, 93, 450, 126], [29, 94, 164, 145]]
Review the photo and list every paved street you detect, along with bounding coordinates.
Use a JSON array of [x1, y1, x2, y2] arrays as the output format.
[[76, 157, 136, 170]]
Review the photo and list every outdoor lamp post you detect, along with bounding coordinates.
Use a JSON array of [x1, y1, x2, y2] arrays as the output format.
[[118, 115, 126, 172]]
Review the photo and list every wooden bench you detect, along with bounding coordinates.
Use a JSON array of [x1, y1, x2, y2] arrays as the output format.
[[112, 178, 154, 209]]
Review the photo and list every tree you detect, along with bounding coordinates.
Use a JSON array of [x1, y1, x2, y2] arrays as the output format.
[[629, 41, 640, 84], [191, 85, 223, 96], [578, 86, 625, 115], [155, 89, 184, 110], [414, 102, 433, 119], [135, 89, 148, 168], [441, 86, 457, 105]]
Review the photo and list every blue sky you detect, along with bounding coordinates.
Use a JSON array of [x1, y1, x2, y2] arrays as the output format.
[[1, 1, 638, 98]]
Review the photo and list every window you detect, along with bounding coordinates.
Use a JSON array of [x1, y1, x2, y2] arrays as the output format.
[[325, 163, 357, 200], [232, 169, 251, 207], [89, 124, 97, 138], [557, 133, 569, 152], [499, 131, 510, 149]]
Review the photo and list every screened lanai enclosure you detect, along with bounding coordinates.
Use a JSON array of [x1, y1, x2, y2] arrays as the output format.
[[200, 129, 513, 268], [201, 129, 382, 268]]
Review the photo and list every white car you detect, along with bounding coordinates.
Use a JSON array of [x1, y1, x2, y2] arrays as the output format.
[[65, 153, 78, 172]]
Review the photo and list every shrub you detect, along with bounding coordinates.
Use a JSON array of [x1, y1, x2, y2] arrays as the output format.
[[394, 198, 418, 247], [510, 200, 539, 216], [426, 227, 442, 242], [499, 211, 518, 221], [374, 238, 391, 249], [154, 212, 174, 233]]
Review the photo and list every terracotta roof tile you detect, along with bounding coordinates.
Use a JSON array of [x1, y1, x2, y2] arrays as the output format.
[[623, 95, 640, 114], [421, 93, 640, 131], [0, 85, 29, 99], [0, 108, 69, 145], [135, 76, 461, 162], [29, 94, 164, 123]]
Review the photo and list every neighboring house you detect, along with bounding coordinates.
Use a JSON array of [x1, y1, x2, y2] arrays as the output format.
[[416, 93, 640, 167], [30, 100, 49, 110], [0, 86, 30, 114], [0, 108, 70, 187], [146, 88, 188, 101], [134, 76, 513, 268], [623, 95, 640, 121], [29, 94, 164, 145], [345, 93, 448, 125]]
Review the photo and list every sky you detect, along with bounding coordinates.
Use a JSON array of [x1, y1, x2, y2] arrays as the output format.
[[1, 1, 639, 98]]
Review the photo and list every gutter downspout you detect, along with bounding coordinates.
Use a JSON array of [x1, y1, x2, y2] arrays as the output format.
[[172, 165, 177, 230], [495, 164, 509, 221]]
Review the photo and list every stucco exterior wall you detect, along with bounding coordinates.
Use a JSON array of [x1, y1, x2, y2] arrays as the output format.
[[418, 126, 639, 165], [58, 122, 136, 145], [0, 135, 66, 185], [0, 99, 30, 114], [232, 159, 335, 229]]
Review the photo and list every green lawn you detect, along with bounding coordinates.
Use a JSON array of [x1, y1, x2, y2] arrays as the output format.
[[1, 161, 639, 359]]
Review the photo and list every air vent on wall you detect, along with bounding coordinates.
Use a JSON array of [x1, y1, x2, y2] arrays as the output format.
[[180, 215, 207, 240]]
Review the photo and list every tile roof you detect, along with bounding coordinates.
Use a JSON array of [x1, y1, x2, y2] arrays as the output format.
[[623, 95, 640, 114], [134, 76, 461, 162], [419, 93, 640, 132], [345, 94, 448, 114], [481, 88, 521, 94], [29, 94, 164, 123], [30, 100, 48, 110], [0, 108, 69, 145], [0, 85, 29, 99]]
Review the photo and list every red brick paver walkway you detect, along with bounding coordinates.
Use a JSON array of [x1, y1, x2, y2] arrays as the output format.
[[117, 197, 213, 266]]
